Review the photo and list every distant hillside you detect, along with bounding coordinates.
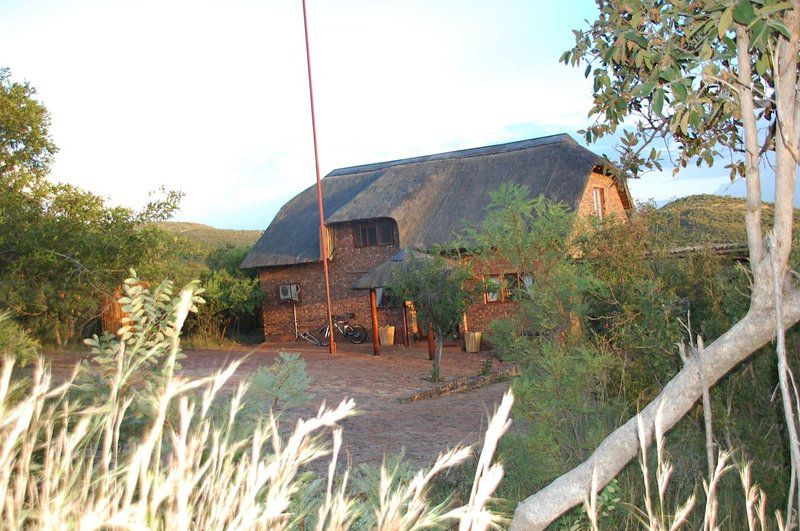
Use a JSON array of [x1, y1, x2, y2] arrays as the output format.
[[154, 222, 262, 252], [655, 194, 800, 244]]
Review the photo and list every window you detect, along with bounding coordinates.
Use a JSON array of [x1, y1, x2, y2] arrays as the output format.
[[592, 187, 606, 219], [504, 273, 520, 301], [485, 276, 501, 303], [522, 274, 533, 293], [353, 219, 395, 248], [375, 287, 400, 308], [485, 273, 533, 303]]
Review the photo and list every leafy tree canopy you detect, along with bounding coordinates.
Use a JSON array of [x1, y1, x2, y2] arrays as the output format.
[[563, 0, 795, 179]]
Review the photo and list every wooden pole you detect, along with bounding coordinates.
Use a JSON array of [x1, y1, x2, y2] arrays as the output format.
[[402, 303, 410, 347], [427, 322, 435, 361], [301, 0, 336, 354], [370, 289, 380, 356]]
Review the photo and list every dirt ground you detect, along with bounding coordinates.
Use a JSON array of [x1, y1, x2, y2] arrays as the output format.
[[44, 341, 510, 468]]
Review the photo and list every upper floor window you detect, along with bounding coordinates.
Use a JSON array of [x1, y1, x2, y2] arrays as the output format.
[[592, 187, 606, 219], [353, 219, 395, 248]]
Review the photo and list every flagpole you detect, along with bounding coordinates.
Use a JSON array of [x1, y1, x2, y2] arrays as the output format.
[[301, 0, 336, 354]]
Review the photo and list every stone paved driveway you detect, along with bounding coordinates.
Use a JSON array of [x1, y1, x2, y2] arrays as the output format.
[[46, 342, 510, 468]]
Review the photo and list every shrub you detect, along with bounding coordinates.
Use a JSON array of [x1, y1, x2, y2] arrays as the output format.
[[0, 311, 39, 367]]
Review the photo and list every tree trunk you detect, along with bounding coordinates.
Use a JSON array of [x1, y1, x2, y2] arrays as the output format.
[[220, 318, 232, 341], [433, 326, 444, 381], [54, 325, 62, 349]]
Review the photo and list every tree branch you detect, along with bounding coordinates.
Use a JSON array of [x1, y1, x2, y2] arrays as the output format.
[[735, 25, 768, 305], [771, 2, 799, 283]]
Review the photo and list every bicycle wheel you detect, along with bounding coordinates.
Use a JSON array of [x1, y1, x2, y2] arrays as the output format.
[[347, 325, 368, 344], [318, 326, 331, 346]]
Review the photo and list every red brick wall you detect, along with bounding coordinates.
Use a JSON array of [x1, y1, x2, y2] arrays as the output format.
[[258, 221, 405, 342], [462, 257, 520, 336], [577, 172, 628, 219]]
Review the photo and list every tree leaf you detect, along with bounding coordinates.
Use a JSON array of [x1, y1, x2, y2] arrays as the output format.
[[652, 88, 665, 115], [671, 82, 688, 101], [733, 0, 755, 25], [634, 81, 656, 97], [719, 7, 733, 38], [768, 20, 792, 39]]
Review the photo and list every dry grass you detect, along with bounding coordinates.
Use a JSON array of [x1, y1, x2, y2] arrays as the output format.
[[580, 401, 787, 531], [0, 285, 509, 530]]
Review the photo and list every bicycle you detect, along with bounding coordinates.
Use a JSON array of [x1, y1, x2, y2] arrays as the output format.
[[297, 329, 324, 346], [318, 312, 368, 346]]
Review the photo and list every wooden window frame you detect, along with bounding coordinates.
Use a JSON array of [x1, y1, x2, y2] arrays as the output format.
[[484, 273, 533, 304], [484, 275, 502, 304], [353, 219, 395, 248]]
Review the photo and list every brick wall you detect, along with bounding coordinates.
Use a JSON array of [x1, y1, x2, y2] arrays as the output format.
[[577, 172, 628, 219], [258, 221, 405, 342]]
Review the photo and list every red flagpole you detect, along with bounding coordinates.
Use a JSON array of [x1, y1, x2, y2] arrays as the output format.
[[301, 0, 336, 354]]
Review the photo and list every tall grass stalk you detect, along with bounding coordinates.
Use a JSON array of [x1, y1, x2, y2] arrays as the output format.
[[0, 284, 506, 529]]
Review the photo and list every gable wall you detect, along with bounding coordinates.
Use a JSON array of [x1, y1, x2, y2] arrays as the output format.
[[576, 172, 628, 219]]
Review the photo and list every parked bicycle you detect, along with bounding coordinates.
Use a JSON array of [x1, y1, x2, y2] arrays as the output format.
[[319, 312, 367, 345], [297, 329, 324, 346]]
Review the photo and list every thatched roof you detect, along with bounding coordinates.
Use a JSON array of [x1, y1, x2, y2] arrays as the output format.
[[351, 249, 435, 290], [242, 134, 624, 269]]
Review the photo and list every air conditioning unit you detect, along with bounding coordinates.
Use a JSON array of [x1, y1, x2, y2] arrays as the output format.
[[277, 283, 300, 303]]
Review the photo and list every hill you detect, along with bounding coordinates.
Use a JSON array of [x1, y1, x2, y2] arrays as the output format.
[[154, 221, 262, 252], [655, 194, 800, 245]]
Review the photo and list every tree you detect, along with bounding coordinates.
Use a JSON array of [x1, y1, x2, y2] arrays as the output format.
[[511, 2, 800, 528], [388, 256, 474, 381], [0, 67, 55, 185], [0, 68, 183, 345]]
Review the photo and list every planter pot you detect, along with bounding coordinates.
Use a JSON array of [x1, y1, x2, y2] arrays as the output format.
[[379, 325, 395, 346], [465, 331, 482, 353]]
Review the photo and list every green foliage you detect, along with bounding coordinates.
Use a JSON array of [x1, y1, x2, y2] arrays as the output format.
[[478, 357, 493, 377], [0, 67, 55, 182], [152, 223, 261, 281], [465, 184, 574, 275], [657, 194, 800, 245], [205, 246, 254, 276], [562, 0, 795, 178], [388, 256, 475, 381], [77, 272, 202, 421], [154, 221, 261, 255], [0, 311, 39, 367], [0, 68, 185, 347], [240, 352, 312, 413], [502, 341, 619, 495], [349, 451, 419, 529], [186, 246, 264, 343], [207, 352, 314, 442], [475, 187, 790, 519], [555, 478, 621, 530]]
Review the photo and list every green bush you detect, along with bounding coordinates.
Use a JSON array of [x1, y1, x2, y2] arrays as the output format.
[[0, 312, 39, 367]]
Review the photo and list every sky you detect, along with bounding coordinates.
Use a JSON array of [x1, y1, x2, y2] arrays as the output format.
[[0, 0, 783, 229]]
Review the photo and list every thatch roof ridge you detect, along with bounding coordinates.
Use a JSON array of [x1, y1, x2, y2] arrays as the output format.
[[328, 133, 581, 177]]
